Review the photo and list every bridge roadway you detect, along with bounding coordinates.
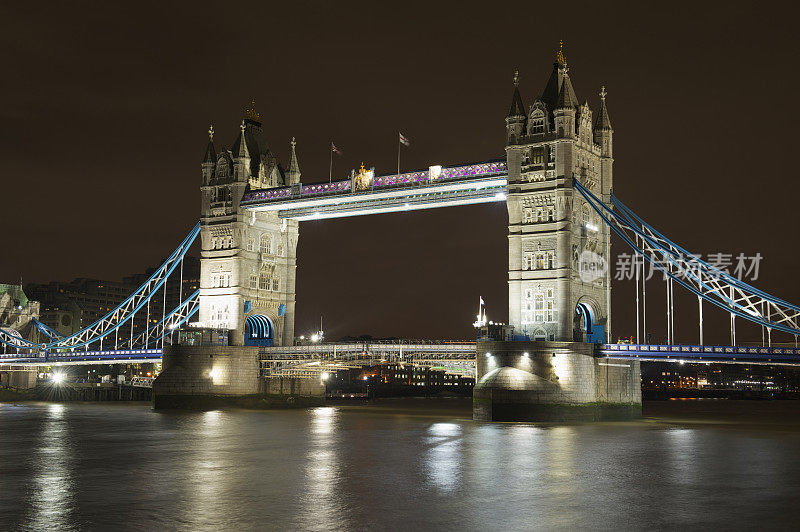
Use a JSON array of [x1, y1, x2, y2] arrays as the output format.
[[4, 343, 800, 374], [240, 160, 509, 220]]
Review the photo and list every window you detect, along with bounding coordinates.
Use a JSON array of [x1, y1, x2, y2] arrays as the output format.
[[523, 209, 534, 224], [250, 275, 258, 289], [531, 147, 544, 164], [277, 243, 284, 256], [260, 234, 272, 255], [247, 238, 254, 252], [530, 111, 545, 134], [259, 274, 270, 290], [272, 276, 280, 292], [525, 289, 533, 300], [547, 207, 555, 222]]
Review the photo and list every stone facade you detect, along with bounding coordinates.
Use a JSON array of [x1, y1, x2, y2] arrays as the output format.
[[505, 52, 614, 342], [474, 340, 641, 421], [198, 115, 301, 346], [153, 344, 324, 409]]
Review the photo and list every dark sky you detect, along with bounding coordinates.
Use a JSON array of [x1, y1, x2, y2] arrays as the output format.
[[3, 1, 799, 344]]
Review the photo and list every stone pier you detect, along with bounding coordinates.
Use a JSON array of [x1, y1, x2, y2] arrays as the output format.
[[153, 345, 324, 409], [473, 341, 641, 422]]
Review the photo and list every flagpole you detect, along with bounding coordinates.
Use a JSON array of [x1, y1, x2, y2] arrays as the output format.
[[329, 143, 333, 183], [397, 132, 400, 179]]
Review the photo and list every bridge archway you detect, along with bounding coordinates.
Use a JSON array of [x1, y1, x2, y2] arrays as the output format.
[[244, 314, 275, 347], [574, 297, 605, 343]]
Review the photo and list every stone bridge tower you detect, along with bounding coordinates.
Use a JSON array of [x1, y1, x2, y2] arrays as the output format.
[[505, 47, 614, 343], [198, 105, 300, 346]]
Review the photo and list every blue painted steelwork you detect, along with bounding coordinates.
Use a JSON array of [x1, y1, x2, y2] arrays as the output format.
[[598, 343, 800, 365], [31, 319, 64, 339], [574, 180, 800, 336], [244, 314, 274, 347], [0, 348, 163, 365], [0, 223, 200, 351]]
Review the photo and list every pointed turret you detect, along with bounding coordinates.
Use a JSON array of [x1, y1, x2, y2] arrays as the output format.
[[233, 121, 251, 182], [508, 71, 525, 118], [594, 86, 613, 131], [286, 137, 301, 185], [594, 86, 613, 158], [202, 124, 216, 185], [553, 64, 577, 138], [506, 70, 526, 145]]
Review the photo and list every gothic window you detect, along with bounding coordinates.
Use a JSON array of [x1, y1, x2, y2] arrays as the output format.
[[259, 274, 270, 290], [546, 301, 554, 322], [531, 147, 544, 165], [523, 209, 534, 224], [522, 253, 532, 270], [247, 238, 254, 252], [549, 146, 556, 162], [547, 207, 555, 222], [249, 275, 258, 289], [260, 234, 272, 255], [271, 274, 280, 292], [529, 111, 545, 134], [277, 242, 285, 256]]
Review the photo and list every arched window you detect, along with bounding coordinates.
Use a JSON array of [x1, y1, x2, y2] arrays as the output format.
[[529, 111, 545, 134], [260, 234, 272, 255]]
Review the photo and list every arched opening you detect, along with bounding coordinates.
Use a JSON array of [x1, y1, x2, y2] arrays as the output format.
[[575, 300, 605, 344], [244, 314, 274, 347]]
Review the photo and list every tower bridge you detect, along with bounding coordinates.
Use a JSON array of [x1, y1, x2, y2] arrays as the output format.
[[3, 47, 800, 420]]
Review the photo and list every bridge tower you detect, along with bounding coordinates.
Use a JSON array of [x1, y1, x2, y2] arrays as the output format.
[[505, 47, 613, 343], [198, 105, 300, 346]]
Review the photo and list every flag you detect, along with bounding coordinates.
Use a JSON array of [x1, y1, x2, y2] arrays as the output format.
[[331, 142, 342, 156], [399, 132, 410, 147], [480, 296, 485, 307]]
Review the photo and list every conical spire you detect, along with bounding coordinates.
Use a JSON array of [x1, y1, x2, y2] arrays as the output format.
[[236, 120, 250, 159], [507, 70, 526, 118], [203, 124, 216, 164], [556, 64, 578, 109], [594, 86, 613, 130], [287, 137, 301, 183]]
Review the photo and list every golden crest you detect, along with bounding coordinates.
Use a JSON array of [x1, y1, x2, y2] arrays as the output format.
[[354, 162, 373, 191]]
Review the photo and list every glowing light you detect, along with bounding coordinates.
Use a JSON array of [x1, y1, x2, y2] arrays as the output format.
[[495, 192, 506, 200], [485, 352, 492, 357], [321, 372, 329, 381], [362, 376, 368, 381], [585, 222, 599, 232], [52, 372, 65, 384], [311, 333, 320, 343], [523, 352, 529, 357], [208, 368, 221, 381]]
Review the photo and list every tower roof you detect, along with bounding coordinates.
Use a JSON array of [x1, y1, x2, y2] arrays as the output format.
[[507, 70, 526, 118], [203, 124, 216, 164], [555, 65, 579, 109], [235, 121, 250, 159], [594, 86, 613, 130], [287, 137, 300, 177]]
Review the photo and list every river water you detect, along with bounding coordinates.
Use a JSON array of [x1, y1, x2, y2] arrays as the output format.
[[1, 399, 799, 531]]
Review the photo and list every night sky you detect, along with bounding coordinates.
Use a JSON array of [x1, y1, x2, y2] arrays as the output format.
[[3, 2, 799, 344]]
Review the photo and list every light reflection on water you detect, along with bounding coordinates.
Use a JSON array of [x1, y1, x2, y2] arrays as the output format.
[[1, 401, 799, 530], [25, 403, 77, 532]]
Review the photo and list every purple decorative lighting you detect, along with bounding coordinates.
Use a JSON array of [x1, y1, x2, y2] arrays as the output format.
[[242, 160, 507, 204], [300, 180, 351, 196], [242, 187, 293, 203]]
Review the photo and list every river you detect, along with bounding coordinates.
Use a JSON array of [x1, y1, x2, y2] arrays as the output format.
[[1, 399, 799, 531]]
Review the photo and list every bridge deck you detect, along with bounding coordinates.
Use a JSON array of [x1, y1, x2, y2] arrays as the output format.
[[240, 161, 508, 220]]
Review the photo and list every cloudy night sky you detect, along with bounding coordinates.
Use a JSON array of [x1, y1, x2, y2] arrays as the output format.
[[2, 1, 798, 343]]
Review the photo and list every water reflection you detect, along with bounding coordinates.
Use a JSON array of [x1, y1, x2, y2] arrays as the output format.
[[301, 407, 346, 530], [424, 422, 463, 492], [26, 404, 76, 531], [185, 410, 228, 527]]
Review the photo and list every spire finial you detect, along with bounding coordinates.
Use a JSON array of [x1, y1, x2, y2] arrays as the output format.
[[291, 136, 296, 148], [240, 120, 246, 133], [556, 39, 566, 66], [561, 61, 569, 76], [208, 124, 214, 142], [244, 99, 260, 121], [600, 86, 607, 102], [513, 69, 519, 86]]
